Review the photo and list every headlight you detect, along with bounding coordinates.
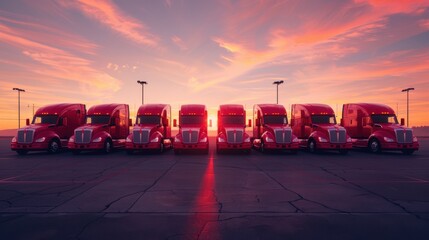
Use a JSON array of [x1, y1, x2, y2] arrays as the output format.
[[69, 137, 75, 143], [265, 137, 274, 143], [151, 137, 159, 143], [244, 137, 250, 143], [292, 137, 299, 143], [126, 136, 132, 142], [174, 136, 181, 142], [413, 136, 418, 142], [347, 137, 352, 142], [318, 137, 328, 143], [92, 137, 102, 143], [35, 137, 46, 143], [200, 137, 207, 143], [383, 137, 394, 143], [11, 137, 17, 143], [218, 137, 225, 143]]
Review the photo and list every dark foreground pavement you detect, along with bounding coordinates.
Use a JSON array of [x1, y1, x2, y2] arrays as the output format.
[[1, 137, 429, 239]]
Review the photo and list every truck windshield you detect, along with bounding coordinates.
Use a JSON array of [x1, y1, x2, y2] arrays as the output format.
[[311, 115, 336, 124], [371, 114, 398, 124], [86, 115, 110, 124], [221, 115, 244, 125], [264, 115, 288, 125], [32, 115, 58, 124], [137, 115, 161, 125], [181, 115, 204, 125]]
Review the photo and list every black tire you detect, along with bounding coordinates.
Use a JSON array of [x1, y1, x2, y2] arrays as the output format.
[[103, 139, 113, 154], [368, 138, 381, 153], [260, 141, 265, 153], [48, 139, 60, 154], [402, 149, 414, 155], [72, 150, 81, 155], [16, 150, 28, 155], [159, 142, 164, 153], [339, 149, 348, 155], [308, 139, 316, 153]]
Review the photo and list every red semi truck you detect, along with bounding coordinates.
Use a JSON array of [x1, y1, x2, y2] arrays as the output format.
[[216, 104, 252, 153], [11, 103, 86, 155], [126, 104, 172, 154], [173, 104, 209, 154], [290, 104, 352, 154], [252, 104, 299, 153], [68, 104, 131, 154], [341, 103, 419, 154]]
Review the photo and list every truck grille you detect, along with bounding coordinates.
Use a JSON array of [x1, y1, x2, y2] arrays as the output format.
[[395, 129, 413, 144], [133, 129, 150, 144], [226, 130, 243, 144], [75, 129, 92, 144], [328, 129, 346, 143], [182, 130, 199, 144], [17, 129, 34, 143], [274, 129, 292, 143]]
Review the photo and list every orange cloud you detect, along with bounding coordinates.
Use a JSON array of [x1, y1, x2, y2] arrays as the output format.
[[65, 0, 159, 46]]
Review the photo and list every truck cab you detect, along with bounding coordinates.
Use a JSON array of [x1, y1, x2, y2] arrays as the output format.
[[341, 103, 419, 154], [126, 104, 172, 154], [253, 104, 299, 153], [216, 104, 251, 153], [291, 104, 352, 154], [173, 104, 209, 154], [11, 103, 86, 155], [68, 104, 131, 154]]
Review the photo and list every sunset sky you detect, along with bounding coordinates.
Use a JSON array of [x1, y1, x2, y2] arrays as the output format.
[[1, 0, 428, 130]]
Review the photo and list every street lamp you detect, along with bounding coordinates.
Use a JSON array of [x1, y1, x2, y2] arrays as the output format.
[[273, 80, 284, 104], [12, 88, 25, 128], [137, 80, 148, 105], [401, 87, 415, 127]]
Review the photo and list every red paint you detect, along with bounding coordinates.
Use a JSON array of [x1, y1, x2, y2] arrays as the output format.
[[216, 104, 251, 152]]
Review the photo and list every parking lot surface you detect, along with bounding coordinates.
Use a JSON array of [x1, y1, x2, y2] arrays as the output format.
[[1, 137, 429, 239]]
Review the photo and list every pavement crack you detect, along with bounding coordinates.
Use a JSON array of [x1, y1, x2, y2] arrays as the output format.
[[212, 189, 223, 220], [126, 160, 178, 212], [76, 213, 106, 240], [320, 166, 425, 220]]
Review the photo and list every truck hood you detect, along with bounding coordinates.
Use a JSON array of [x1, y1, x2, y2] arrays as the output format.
[[264, 124, 292, 131], [132, 125, 159, 135], [16, 124, 55, 135], [74, 124, 106, 133], [375, 124, 412, 132]]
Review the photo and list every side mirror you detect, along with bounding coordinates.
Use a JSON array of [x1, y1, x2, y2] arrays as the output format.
[[248, 119, 252, 127], [290, 118, 295, 126], [255, 118, 260, 127], [63, 117, 68, 127], [26, 118, 30, 126], [162, 118, 168, 126], [110, 118, 116, 126], [400, 118, 405, 126], [173, 119, 177, 127], [129, 119, 132, 126], [209, 119, 212, 128]]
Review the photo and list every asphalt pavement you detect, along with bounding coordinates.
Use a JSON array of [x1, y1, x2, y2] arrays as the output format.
[[1, 137, 429, 239]]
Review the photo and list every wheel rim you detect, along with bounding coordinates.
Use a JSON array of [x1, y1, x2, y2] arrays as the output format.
[[370, 140, 379, 152], [309, 141, 315, 152], [50, 141, 59, 153], [105, 141, 111, 153]]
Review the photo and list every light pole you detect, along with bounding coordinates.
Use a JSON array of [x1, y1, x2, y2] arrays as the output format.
[[137, 80, 148, 105], [273, 80, 284, 104], [13, 88, 25, 128], [401, 88, 415, 127]]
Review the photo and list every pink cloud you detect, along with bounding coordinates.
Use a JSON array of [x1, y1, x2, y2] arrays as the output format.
[[64, 0, 158, 46]]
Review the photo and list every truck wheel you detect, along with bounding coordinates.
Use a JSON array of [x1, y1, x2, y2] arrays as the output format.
[[402, 149, 414, 155], [308, 139, 316, 153], [339, 149, 348, 155], [103, 139, 112, 154], [48, 139, 60, 154], [16, 150, 28, 155], [159, 142, 164, 153], [369, 138, 381, 153]]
